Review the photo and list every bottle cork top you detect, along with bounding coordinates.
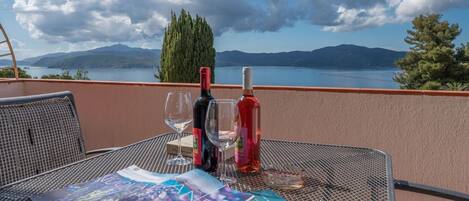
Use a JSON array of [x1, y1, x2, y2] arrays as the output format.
[[242, 67, 252, 90], [200, 67, 210, 74]]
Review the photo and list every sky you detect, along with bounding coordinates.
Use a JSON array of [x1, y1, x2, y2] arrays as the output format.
[[1, 0, 469, 59]]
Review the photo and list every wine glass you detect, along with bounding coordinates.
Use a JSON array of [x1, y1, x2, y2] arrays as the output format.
[[164, 91, 193, 166], [205, 99, 241, 184]]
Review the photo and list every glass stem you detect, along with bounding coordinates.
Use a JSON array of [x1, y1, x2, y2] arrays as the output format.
[[221, 148, 226, 179], [177, 132, 182, 158]]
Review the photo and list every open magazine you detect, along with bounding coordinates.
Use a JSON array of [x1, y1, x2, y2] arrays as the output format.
[[31, 165, 254, 201]]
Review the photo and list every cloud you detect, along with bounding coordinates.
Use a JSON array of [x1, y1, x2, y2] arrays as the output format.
[[10, 39, 26, 48], [395, 0, 469, 20], [302, 0, 469, 32], [13, 0, 168, 43], [321, 4, 393, 32], [12, 0, 469, 43], [12, 0, 296, 42]]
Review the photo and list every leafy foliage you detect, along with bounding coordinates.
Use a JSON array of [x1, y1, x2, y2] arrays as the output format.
[[159, 9, 216, 83], [0, 67, 32, 78], [74, 68, 90, 80], [442, 82, 469, 91], [41, 68, 90, 80], [420, 81, 442, 90], [456, 42, 469, 69], [395, 14, 469, 90], [41, 70, 73, 80]]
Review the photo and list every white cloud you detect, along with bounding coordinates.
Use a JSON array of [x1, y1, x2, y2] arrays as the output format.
[[395, 0, 469, 20], [12, 0, 296, 42], [11, 0, 469, 43], [302, 0, 469, 32], [322, 4, 394, 32], [13, 0, 169, 43], [10, 39, 26, 49]]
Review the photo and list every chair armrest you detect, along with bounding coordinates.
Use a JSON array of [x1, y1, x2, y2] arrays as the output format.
[[86, 147, 121, 156], [394, 179, 469, 201]]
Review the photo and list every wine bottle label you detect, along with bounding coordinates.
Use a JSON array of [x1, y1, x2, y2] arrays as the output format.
[[193, 128, 202, 165], [235, 127, 249, 165]]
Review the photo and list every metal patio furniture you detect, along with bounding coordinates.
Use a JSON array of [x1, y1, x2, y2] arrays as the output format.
[[0, 133, 395, 200], [0, 91, 117, 187], [1, 132, 468, 200]]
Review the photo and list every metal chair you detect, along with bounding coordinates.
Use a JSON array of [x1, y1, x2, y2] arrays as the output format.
[[394, 179, 469, 200], [0, 91, 117, 186]]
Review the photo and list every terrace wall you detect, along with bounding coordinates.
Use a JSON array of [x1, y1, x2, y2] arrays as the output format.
[[1, 79, 468, 200], [0, 79, 24, 98]]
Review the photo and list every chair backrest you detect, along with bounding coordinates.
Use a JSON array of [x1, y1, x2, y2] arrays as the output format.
[[0, 91, 85, 186]]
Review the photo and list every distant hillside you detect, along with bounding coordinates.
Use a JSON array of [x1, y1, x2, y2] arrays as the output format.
[[216, 44, 406, 68], [0, 59, 31, 66], [22, 52, 69, 64], [14, 44, 406, 69], [29, 44, 160, 68], [0, 59, 13, 66]]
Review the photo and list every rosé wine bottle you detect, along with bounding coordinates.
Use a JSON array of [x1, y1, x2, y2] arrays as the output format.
[[236, 67, 261, 173]]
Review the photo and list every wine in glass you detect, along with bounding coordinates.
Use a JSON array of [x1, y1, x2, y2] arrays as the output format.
[[165, 91, 193, 166], [205, 99, 241, 184]]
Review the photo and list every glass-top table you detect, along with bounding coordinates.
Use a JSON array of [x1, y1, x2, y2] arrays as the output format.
[[0, 133, 394, 200]]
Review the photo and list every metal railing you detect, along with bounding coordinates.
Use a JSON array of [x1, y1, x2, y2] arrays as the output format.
[[0, 23, 18, 79]]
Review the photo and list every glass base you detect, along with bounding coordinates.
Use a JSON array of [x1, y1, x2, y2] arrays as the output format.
[[166, 156, 191, 166], [220, 175, 237, 185]]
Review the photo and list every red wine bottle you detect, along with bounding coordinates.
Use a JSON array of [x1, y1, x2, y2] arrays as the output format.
[[236, 67, 261, 173], [193, 67, 218, 172]]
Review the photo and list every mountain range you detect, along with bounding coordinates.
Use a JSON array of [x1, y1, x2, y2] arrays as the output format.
[[0, 44, 406, 69]]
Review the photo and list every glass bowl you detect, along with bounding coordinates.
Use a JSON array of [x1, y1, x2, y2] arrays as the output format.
[[262, 164, 305, 190]]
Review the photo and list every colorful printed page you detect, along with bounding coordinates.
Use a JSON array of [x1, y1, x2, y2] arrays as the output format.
[[250, 190, 285, 201], [174, 168, 253, 201], [30, 165, 254, 201]]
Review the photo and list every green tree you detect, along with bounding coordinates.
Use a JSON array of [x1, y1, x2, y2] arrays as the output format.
[[41, 68, 90, 80], [420, 81, 442, 90], [442, 82, 469, 91], [456, 42, 469, 70], [74, 68, 90, 80], [0, 67, 31, 78], [41, 69, 73, 80], [159, 9, 215, 83], [394, 14, 469, 90]]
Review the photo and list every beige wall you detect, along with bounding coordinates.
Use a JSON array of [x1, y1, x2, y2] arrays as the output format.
[[0, 80, 24, 98], [2, 80, 468, 200]]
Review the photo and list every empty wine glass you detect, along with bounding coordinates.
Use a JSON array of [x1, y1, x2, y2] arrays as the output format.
[[165, 91, 193, 166], [205, 99, 241, 184]]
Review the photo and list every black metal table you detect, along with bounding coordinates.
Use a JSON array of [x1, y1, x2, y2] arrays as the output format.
[[0, 133, 394, 200]]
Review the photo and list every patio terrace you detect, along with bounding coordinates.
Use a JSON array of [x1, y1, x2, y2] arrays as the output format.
[[1, 79, 468, 200]]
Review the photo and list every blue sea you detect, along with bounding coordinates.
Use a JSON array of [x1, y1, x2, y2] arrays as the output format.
[[23, 66, 400, 89]]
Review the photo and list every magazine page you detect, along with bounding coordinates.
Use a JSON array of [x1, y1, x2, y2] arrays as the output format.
[[175, 169, 253, 201], [31, 165, 174, 201], [31, 165, 254, 201]]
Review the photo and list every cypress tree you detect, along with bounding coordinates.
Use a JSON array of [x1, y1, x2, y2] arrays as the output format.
[[159, 9, 216, 83]]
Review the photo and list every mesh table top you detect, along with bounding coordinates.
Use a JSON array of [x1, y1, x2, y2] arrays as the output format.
[[0, 133, 394, 201]]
